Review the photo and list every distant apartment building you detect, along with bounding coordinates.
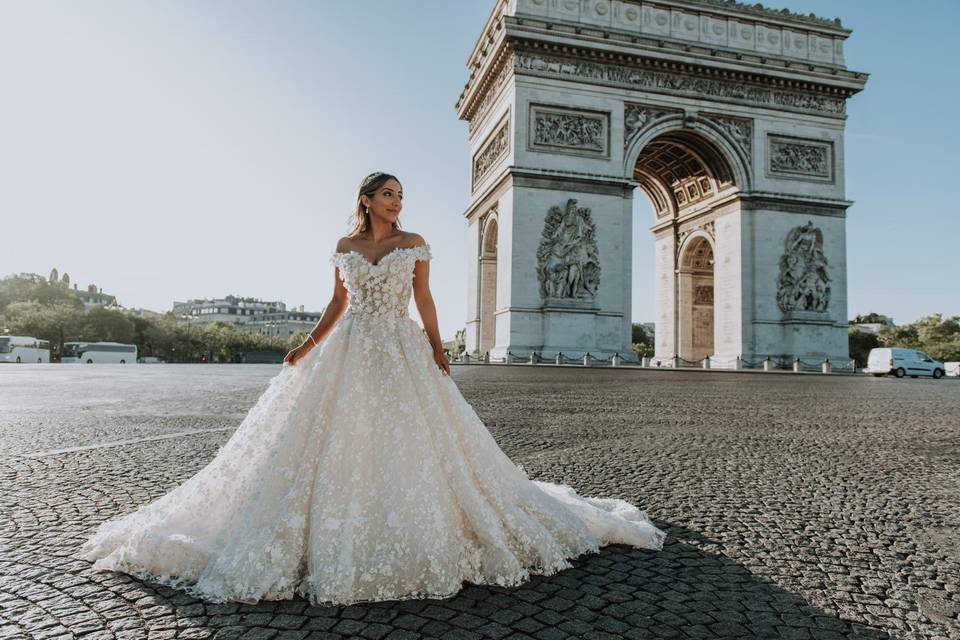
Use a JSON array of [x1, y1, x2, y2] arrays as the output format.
[[240, 307, 325, 339], [172, 295, 323, 339], [172, 295, 284, 325]]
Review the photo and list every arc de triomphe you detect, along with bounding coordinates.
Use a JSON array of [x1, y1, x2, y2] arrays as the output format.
[[457, 0, 867, 366]]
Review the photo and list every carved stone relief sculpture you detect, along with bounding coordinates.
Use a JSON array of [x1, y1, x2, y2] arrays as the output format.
[[768, 135, 833, 181], [472, 114, 510, 190], [536, 199, 601, 301], [694, 285, 715, 305], [776, 221, 831, 313], [703, 114, 753, 165], [676, 220, 716, 257], [529, 105, 608, 157], [623, 103, 680, 150]]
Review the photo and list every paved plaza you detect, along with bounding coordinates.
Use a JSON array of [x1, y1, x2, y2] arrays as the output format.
[[0, 365, 958, 640]]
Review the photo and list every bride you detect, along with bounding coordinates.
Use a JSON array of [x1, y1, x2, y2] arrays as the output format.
[[79, 171, 666, 606]]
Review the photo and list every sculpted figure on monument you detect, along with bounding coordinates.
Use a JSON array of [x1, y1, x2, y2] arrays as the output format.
[[537, 199, 600, 301], [776, 221, 831, 313]]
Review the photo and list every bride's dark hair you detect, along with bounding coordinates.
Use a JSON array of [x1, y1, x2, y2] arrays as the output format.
[[348, 172, 402, 237]]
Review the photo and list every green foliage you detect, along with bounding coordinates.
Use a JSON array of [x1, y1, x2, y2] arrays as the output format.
[[0, 272, 298, 363], [0, 273, 83, 313], [878, 314, 960, 362], [848, 328, 881, 368], [852, 311, 889, 324], [631, 322, 654, 357]]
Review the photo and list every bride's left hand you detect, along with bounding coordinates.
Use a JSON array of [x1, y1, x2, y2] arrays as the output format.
[[433, 347, 450, 376]]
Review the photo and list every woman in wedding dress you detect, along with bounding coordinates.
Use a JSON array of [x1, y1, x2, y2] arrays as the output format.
[[79, 171, 666, 606]]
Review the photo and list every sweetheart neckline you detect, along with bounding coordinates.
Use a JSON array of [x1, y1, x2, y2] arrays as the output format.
[[332, 244, 427, 268]]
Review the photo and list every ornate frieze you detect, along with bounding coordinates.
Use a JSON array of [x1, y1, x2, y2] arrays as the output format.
[[623, 103, 680, 150], [529, 104, 609, 157], [776, 221, 831, 313], [472, 113, 510, 191], [703, 114, 753, 165], [514, 51, 846, 117], [767, 135, 833, 181], [537, 199, 601, 301]]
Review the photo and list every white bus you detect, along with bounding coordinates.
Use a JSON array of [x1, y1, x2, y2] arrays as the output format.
[[0, 336, 51, 363], [61, 341, 138, 364]]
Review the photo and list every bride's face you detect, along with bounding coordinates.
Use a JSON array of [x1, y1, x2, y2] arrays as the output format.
[[363, 178, 403, 227]]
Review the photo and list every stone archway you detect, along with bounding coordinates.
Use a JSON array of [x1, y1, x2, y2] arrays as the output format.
[[478, 214, 499, 354], [458, 0, 867, 365], [677, 235, 715, 363], [628, 124, 741, 365]]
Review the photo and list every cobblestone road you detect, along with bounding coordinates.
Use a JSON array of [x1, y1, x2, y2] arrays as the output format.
[[1, 364, 958, 640]]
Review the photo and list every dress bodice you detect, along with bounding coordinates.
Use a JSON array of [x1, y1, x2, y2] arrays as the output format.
[[329, 243, 432, 319]]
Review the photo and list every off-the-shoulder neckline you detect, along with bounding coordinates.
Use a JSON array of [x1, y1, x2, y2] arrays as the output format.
[[332, 243, 430, 267]]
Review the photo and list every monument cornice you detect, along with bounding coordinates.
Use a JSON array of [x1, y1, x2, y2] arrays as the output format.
[[464, 165, 636, 221], [739, 191, 853, 217], [457, 0, 865, 124], [460, 38, 866, 129], [505, 20, 867, 93], [669, 0, 846, 31]]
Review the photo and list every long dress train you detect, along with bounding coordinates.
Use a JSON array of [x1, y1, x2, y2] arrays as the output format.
[[79, 242, 666, 606]]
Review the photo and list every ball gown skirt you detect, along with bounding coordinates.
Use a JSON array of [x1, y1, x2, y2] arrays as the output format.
[[79, 242, 666, 606]]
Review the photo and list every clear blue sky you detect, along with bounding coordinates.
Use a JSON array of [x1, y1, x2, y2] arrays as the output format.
[[1, 1, 956, 339]]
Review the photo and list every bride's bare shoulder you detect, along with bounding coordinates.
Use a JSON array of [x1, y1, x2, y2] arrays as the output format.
[[335, 236, 354, 254], [402, 232, 427, 248]]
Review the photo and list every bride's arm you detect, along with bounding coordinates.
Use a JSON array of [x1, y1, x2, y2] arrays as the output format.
[[306, 269, 349, 347], [284, 258, 347, 363], [290, 259, 348, 360], [411, 241, 450, 375]]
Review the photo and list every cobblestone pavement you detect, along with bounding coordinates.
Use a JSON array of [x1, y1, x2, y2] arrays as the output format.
[[1, 364, 958, 640]]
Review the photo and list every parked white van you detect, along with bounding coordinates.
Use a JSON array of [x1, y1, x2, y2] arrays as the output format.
[[867, 347, 945, 379]]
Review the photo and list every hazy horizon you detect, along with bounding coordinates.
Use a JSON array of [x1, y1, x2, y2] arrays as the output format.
[[2, 0, 958, 338]]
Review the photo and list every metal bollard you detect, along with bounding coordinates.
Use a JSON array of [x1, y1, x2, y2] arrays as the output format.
[[822, 358, 831, 374], [672, 355, 680, 369], [529, 352, 536, 365], [483, 351, 490, 364], [583, 353, 590, 366], [763, 357, 771, 372], [734, 355, 742, 370], [555, 352, 562, 365], [612, 353, 620, 367], [641, 356, 650, 368], [702, 357, 711, 369], [793, 358, 801, 373]]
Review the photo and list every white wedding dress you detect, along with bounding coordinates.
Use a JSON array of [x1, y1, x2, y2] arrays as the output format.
[[79, 241, 666, 606]]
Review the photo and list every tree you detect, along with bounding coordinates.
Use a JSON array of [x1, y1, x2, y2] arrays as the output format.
[[878, 314, 960, 362], [852, 312, 889, 324], [78, 307, 136, 343], [0, 273, 84, 313], [848, 328, 881, 368], [631, 323, 654, 357]]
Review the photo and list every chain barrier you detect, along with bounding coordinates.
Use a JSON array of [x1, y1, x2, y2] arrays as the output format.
[[452, 350, 857, 375]]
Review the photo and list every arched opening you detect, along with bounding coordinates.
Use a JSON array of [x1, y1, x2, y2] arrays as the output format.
[[633, 130, 737, 221], [678, 236, 715, 363], [629, 128, 739, 365], [478, 216, 498, 355]]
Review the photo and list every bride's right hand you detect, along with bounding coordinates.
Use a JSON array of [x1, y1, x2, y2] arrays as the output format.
[[283, 344, 309, 367]]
